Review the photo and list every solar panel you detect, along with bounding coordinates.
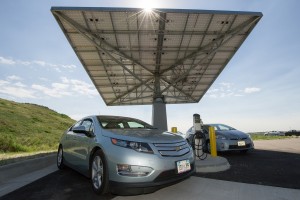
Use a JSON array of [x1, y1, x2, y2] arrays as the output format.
[[52, 7, 262, 106]]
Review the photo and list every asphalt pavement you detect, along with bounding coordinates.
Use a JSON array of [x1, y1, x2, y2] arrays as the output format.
[[0, 138, 299, 200], [195, 149, 300, 189]]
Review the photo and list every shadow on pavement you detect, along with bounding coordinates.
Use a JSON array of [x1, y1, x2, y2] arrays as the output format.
[[0, 168, 115, 200], [1, 149, 300, 200], [194, 149, 300, 189]]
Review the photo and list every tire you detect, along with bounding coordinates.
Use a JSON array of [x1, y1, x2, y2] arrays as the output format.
[[57, 145, 65, 170], [90, 149, 109, 194]]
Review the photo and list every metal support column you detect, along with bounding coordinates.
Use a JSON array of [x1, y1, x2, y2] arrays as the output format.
[[152, 97, 168, 131]]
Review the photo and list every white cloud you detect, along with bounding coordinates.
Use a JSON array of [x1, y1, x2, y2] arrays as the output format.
[[0, 75, 97, 100], [0, 85, 36, 98], [32, 84, 72, 98], [207, 88, 219, 94], [220, 82, 232, 88], [207, 82, 237, 98], [0, 76, 36, 98], [0, 57, 16, 65], [61, 64, 77, 69], [206, 83, 261, 98], [14, 82, 26, 87], [0, 55, 77, 72], [0, 80, 9, 86], [30, 77, 97, 98], [52, 83, 69, 90], [19, 61, 31, 65], [7, 75, 22, 81], [244, 87, 261, 94], [33, 60, 47, 66], [61, 77, 98, 96]]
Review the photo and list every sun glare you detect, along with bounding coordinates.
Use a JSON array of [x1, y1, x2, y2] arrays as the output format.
[[144, 6, 153, 13], [140, 1, 157, 13]]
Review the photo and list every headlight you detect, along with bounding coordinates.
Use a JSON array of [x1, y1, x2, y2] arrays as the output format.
[[216, 134, 227, 140], [111, 138, 153, 154]]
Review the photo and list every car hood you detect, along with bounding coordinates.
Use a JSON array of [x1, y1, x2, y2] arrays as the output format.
[[217, 130, 248, 139], [102, 129, 185, 143]]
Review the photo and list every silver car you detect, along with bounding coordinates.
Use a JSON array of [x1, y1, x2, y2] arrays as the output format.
[[264, 131, 285, 136], [57, 115, 195, 195], [186, 124, 254, 153]]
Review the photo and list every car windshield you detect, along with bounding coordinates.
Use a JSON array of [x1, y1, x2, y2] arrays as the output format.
[[97, 116, 155, 129], [209, 124, 236, 131]]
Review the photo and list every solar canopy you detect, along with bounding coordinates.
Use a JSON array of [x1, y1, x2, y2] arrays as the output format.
[[52, 7, 262, 106]]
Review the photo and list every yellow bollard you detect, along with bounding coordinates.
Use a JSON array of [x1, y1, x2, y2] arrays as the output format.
[[171, 127, 177, 133], [209, 126, 217, 157]]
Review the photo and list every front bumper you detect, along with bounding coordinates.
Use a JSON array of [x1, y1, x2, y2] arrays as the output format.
[[217, 139, 254, 151], [109, 163, 195, 195], [103, 139, 195, 195]]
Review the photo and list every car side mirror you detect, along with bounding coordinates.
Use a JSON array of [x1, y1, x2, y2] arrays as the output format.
[[73, 125, 94, 137]]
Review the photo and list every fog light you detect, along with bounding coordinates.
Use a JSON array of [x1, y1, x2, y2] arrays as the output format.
[[117, 164, 131, 172], [117, 164, 153, 177]]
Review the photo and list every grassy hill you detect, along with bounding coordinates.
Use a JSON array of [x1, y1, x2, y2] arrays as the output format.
[[0, 98, 75, 153]]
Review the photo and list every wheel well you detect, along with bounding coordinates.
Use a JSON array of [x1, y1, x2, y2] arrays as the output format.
[[89, 146, 101, 163], [88, 146, 109, 183], [88, 146, 103, 171]]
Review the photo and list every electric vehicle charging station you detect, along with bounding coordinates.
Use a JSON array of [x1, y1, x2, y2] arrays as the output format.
[[192, 113, 218, 159], [193, 114, 207, 160], [192, 114, 229, 172]]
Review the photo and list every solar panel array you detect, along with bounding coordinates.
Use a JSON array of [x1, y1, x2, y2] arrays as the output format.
[[52, 7, 262, 106]]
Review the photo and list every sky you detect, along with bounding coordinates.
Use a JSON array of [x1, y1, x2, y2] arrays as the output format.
[[1, 0, 300, 133]]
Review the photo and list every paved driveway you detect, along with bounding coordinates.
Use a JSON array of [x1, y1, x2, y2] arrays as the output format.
[[195, 138, 300, 189]]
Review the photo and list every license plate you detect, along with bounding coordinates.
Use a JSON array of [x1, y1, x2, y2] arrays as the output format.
[[176, 160, 191, 174], [238, 141, 246, 146]]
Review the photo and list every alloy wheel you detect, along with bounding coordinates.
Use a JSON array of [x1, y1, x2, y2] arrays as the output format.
[[92, 155, 104, 189]]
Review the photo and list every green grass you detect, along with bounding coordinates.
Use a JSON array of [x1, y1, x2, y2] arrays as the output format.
[[249, 133, 291, 140], [0, 98, 75, 153]]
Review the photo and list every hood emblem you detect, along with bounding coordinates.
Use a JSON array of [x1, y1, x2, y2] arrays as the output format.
[[175, 146, 181, 151]]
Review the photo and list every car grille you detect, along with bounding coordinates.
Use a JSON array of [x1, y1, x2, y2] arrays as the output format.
[[153, 141, 190, 157], [230, 137, 247, 140], [229, 144, 251, 149]]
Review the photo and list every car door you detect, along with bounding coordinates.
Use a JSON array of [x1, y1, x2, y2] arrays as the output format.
[[72, 118, 95, 173], [63, 120, 82, 164]]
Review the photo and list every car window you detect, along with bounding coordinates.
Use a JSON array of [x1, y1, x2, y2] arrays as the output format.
[[81, 119, 94, 133], [127, 121, 145, 128], [98, 116, 154, 129], [70, 120, 82, 131], [117, 122, 124, 128], [213, 124, 235, 131]]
